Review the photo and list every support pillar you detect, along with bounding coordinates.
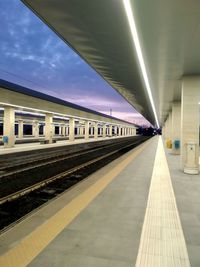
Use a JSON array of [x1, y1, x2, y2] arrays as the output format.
[[181, 77, 200, 173], [168, 112, 172, 142], [80, 126, 83, 136], [85, 121, 90, 140], [45, 114, 53, 143], [3, 106, 15, 148], [91, 127, 94, 136], [94, 122, 98, 139], [33, 121, 39, 138], [118, 126, 121, 136], [69, 118, 75, 141], [103, 124, 106, 138], [164, 118, 169, 141], [18, 119, 23, 139], [165, 112, 172, 148], [109, 125, 112, 137], [65, 126, 69, 136], [99, 126, 102, 136], [61, 125, 65, 136], [58, 125, 62, 136], [114, 126, 117, 136], [162, 125, 165, 139], [171, 103, 181, 154], [64, 126, 67, 136]]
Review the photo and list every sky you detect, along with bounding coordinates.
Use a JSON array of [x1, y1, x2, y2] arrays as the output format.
[[0, 0, 150, 126]]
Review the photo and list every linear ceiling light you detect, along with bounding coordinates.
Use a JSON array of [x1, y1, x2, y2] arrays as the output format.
[[123, 0, 159, 128]]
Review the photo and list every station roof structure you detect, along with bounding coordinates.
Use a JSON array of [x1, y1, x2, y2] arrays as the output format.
[[0, 79, 135, 126], [21, 0, 200, 126]]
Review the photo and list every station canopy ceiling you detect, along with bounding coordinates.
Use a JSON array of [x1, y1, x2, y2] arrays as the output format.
[[22, 0, 200, 126]]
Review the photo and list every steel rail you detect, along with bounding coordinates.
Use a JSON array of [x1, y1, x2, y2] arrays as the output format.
[[0, 141, 140, 205], [0, 139, 133, 179]]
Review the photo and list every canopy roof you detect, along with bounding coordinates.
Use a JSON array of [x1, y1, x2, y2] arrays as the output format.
[[22, 0, 200, 125]]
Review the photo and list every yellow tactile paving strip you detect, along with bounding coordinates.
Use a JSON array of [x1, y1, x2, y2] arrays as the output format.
[[135, 137, 190, 267], [0, 138, 152, 267]]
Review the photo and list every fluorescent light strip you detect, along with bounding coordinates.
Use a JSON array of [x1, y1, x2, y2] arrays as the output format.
[[123, 0, 159, 128], [16, 110, 44, 117]]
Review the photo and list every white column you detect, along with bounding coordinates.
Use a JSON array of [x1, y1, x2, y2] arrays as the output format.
[[103, 124, 106, 138], [165, 118, 168, 140], [114, 126, 117, 136], [100, 127, 102, 136], [64, 126, 67, 136], [3, 106, 15, 148], [116, 126, 119, 136], [94, 122, 98, 139], [109, 125, 112, 137], [18, 119, 23, 139], [181, 77, 200, 173], [165, 117, 169, 142], [168, 112, 172, 142], [58, 125, 62, 136], [171, 103, 181, 155], [69, 117, 75, 141], [162, 125, 165, 139], [45, 114, 53, 143], [61, 125, 64, 136], [118, 126, 121, 136], [91, 127, 94, 136], [85, 121, 90, 140], [66, 126, 69, 136], [80, 126, 83, 136], [33, 121, 39, 138]]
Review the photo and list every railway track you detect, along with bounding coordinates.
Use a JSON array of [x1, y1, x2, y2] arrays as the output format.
[[0, 137, 143, 198], [0, 136, 150, 231], [0, 138, 125, 172], [0, 137, 135, 176]]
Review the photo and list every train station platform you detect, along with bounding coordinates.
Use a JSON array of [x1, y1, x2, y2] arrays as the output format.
[[0, 136, 199, 266], [0, 135, 129, 156]]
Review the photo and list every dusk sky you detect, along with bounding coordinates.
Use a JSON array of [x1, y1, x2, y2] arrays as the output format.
[[0, 0, 150, 126]]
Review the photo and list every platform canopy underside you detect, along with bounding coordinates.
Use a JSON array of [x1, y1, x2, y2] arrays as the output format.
[[22, 0, 200, 125]]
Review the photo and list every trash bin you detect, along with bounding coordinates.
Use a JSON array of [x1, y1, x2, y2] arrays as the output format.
[[2, 136, 8, 144], [174, 140, 180, 150], [184, 141, 199, 174], [166, 139, 172, 149]]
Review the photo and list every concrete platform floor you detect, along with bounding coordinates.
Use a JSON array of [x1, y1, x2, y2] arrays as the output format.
[[0, 135, 131, 155], [0, 136, 198, 266], [165, 147, 200, 267]]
